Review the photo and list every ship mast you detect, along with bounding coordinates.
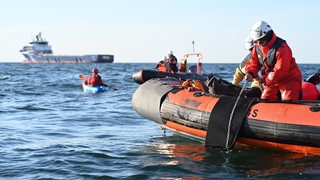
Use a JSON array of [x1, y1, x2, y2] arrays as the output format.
[[192, 41, 195, 53], [36, 32, 42, 41]]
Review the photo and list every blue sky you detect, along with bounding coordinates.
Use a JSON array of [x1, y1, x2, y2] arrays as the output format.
[[0, 0, 319, 63]]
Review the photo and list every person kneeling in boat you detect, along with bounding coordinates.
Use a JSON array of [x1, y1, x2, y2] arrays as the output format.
[[232, 35, 261, 98], [87, 68, 106, 86], [155, 56, 168, 72], [245, 21, 302, 102]]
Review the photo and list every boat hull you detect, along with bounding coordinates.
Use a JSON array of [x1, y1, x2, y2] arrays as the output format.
[[82, 82, 105, 93], [22, 54, 114, 64], [132, 78, 320, 155]]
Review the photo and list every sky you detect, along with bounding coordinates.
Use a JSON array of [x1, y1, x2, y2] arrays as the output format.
[[0, 0, 320, 63]]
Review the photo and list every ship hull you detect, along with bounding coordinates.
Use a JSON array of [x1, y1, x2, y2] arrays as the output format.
[[22, 54, 114, 64]]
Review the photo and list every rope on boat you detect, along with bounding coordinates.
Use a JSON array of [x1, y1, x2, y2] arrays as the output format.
[[225, 81, 248, 150]]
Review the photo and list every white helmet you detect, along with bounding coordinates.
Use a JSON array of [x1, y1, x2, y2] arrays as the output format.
[[250, 21, 272, 41], [163, 56, 168, 61], [244, 35, 254, 51], [167, 50, 173, 55]]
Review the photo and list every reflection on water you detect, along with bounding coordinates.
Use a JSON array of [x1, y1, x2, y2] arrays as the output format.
[[148, 134, 320, 178]]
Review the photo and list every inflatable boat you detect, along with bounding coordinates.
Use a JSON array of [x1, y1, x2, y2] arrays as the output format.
[[133, 52, 208, 84], [132, 78, 320, 155], [132, 69, 209, 84]]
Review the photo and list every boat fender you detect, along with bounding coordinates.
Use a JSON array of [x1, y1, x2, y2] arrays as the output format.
[[132, 78, 176, 125]]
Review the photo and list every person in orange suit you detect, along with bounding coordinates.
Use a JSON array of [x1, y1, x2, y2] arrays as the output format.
[[155, 56, 168, 72], [87, 68, 106, 86], [245, 21, 302, 102]]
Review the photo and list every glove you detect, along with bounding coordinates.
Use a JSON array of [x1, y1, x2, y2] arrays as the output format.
[[245, 73, 253, 82]]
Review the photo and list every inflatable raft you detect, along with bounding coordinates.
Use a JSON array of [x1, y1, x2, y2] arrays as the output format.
[[132, 69, 209, 84], [82, 82, 105, 93], [133, 52, 208, 84], [132, 78, 320, 155]]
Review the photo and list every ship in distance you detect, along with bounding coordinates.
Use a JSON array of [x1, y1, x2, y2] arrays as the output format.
[[20, 32, 114, 63]]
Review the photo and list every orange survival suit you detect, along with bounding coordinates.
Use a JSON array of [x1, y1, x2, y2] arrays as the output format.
[[245, 32, 302, 102], [87, 68, 104, 86]]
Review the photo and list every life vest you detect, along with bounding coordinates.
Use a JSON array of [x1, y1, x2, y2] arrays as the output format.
[[182, 79, 208, 93], [256, 37, 284, 71], [158, 63, 167, 72], [88, 74, 103, 86]]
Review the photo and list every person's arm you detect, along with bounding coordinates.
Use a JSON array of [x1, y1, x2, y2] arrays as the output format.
[[232, 67, 245, 86], [87, 76, 92, 85], [102, 79, 108, 87], [98, 76, 107, 86], [245, 46, 261, 81]]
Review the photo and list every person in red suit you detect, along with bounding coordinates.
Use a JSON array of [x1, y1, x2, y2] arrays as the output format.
[[87, 68, 106, 86], [245, 21, 302, 102], [167, 50, 178, 73]]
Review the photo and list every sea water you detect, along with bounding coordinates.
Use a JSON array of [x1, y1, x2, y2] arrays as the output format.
[[0, 62, 319, 179]]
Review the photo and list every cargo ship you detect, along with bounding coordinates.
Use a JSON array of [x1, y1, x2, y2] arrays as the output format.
[[20, 32, 114, 63]]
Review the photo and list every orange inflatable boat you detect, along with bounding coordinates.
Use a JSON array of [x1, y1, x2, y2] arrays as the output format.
[[132, 78, 320, 155]]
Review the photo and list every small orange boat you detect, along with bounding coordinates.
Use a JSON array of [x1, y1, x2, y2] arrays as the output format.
[[132, 78, 320, 155]]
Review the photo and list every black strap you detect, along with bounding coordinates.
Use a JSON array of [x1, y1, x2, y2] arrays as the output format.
[[205, 96, 257, 149]]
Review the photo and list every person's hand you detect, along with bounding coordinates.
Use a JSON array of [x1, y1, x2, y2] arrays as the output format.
[[245, 74, 253, 82], [258, 77, 265, 84]]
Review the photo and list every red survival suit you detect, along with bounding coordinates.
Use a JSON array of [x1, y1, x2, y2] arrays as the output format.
[[87, 68, 104, 86], [246, 32, 302, 102]]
